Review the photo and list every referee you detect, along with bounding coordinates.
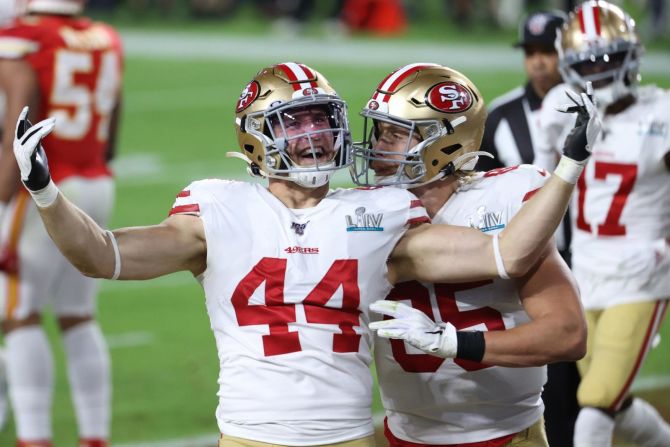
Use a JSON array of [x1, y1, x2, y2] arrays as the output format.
[[478, 10, 566, 170], [477, 10, 582, 447]]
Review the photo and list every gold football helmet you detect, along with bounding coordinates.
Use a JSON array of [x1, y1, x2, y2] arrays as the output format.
[[557, 1, 643, 106], [351, 63, 488, 187], [231, 62, 351, 188]]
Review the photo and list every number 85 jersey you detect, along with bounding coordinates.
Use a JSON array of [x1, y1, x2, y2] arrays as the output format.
[[0, 14, 122, 182], [376, 166, 548, 445], [170, 180, 429, 445]]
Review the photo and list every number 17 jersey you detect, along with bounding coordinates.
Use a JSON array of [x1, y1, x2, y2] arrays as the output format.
[[571, 87, 670, 308], [170, 180, 429, 445]]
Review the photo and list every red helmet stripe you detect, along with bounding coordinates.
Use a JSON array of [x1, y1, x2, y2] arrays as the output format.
[[375, 63, 438, 103], [579, 3, 601, 40], [277, 62, 318, 91], [297, 63, 319, 88], [592, 4, 602, 35]]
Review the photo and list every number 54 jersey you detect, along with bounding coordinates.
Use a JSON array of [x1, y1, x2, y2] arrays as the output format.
[[170, 180, 429, 445], [376, 165, 548, 445], [0, 14, 122, 182]]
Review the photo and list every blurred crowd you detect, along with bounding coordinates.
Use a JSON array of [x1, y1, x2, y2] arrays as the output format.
[[84, 0, 670, 41]]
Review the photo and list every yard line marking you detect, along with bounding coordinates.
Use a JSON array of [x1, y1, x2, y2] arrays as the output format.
[[119, 31, 670, 75], [110, 153, 354, 188], [105, 331, 156, 349], [632, 373, 670, 392], [114, 434, 218, 447]]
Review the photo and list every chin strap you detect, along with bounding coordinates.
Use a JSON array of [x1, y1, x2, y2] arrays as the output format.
[[226, 151, 333, 188]]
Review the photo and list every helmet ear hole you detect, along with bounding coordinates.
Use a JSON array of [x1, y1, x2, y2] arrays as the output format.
[[250, 163, 262, 176], [244, 144, 254, 153], [441, 144, 462, 155]]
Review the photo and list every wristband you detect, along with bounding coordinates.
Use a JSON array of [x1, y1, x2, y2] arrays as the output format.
[[456, 331, 486, 362], [554, 156, 585, 185], [492, 233, 510, 280], [106, 230, 121, 280], [29, 180, 59, 208]]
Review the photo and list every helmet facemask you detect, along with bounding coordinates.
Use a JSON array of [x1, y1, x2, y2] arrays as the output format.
[[352, 111, 456, 187], [243, 94, 352, 188]]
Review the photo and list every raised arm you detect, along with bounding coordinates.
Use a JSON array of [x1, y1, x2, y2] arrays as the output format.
[[13, 107, 206, 280], [390, 87, 601, 283]]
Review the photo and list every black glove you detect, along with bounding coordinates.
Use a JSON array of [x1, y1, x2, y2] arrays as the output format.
[[558, 85, 602, 163], [14, 107, 55, 192]]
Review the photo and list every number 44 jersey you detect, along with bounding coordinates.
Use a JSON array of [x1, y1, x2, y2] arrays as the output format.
[[376, 165, 549, 445], [170, 180, 429, 445], [0, 14, 122, 182]]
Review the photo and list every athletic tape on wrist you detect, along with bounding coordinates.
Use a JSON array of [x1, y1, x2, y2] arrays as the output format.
[[554, 156, 585, 185], [106, 230, 121, 280], [492, 233, 510, 280], [29, 180, 59, 208]]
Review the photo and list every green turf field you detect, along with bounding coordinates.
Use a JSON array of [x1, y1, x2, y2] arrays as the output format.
[[0, 26, 669, 446]]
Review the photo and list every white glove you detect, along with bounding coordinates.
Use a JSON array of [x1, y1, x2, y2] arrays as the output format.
[[369, 300, 458, 358], [13, 106, 56, 187], [13, 107, 59, 208]]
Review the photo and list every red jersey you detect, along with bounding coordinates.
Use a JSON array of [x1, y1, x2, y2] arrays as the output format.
[[0, 14, 123, 182]]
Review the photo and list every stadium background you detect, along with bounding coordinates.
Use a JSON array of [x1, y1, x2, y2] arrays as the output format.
[[1, 0, 668, 445]]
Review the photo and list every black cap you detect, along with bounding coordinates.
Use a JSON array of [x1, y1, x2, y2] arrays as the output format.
[[514, 10, 567, 49]]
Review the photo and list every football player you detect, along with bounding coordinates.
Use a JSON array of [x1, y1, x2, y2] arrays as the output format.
[[0, 1, 123, 446], [12, 61, 597, 446], [535, 1, 670, 445], [351, 63, 586, 446]]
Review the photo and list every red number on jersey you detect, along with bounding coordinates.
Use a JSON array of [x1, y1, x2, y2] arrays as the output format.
[[304, 260, 362, 353], [483, 166, 519, 177], [576, 162, 637, 236], [232, 257, 361, 356], [51, 50, 120, 141], [386, 281, 505, 373]]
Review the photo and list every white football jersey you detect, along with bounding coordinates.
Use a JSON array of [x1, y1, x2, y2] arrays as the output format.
[[539, 86, 670, 308], [376, 165, 548, 444], [535, 83, 578, 171], [170, 180, 428, 446]]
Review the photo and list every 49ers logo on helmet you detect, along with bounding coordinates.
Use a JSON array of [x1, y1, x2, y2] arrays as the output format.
[[236, 81, 260, 113], [426, 82, 472, 113]]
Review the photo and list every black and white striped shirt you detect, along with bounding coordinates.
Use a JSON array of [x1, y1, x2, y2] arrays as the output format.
[[478, 82, 544, 171]]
